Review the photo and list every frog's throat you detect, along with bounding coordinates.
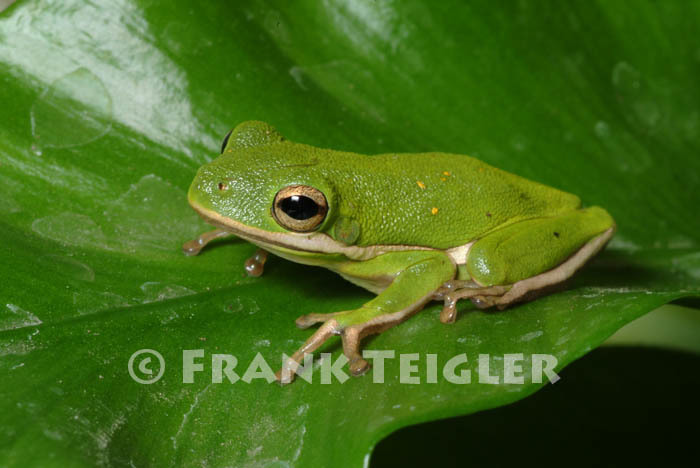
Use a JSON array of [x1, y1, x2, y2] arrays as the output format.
[[189, 201, 473, 264]]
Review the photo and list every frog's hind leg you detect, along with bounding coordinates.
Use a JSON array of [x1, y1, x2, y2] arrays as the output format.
[[438, 225, 615, 320], [490, 225, 614, 308], [435, 283, 509, 323]]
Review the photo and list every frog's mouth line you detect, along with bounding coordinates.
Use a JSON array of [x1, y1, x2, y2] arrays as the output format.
[[188, 200, 433, 262]]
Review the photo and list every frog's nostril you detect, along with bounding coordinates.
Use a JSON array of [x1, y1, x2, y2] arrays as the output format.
[[218, 182, 229, 191]]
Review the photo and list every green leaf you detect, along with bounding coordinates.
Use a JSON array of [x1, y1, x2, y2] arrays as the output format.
[[0, 1, 698, 467]]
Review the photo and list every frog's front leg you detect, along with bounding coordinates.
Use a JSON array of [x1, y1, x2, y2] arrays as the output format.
[[277, 251, 455, 383], [441, 207, 615, 318], [183, 229, 269, 277], [182, 229, 233, 256]]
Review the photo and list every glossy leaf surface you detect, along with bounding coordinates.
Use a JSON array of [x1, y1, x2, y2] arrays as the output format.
[[0, 1, 698, 467]]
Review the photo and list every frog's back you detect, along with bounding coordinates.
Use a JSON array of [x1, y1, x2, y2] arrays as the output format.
[[330, 150, 581, 249]]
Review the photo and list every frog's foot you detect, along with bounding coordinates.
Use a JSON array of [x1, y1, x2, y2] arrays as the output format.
[[182, 229, 233, 256], [244, 249, 268, 277], [295, 311, 346, 329], [437, 227, 615, 322], [275, 317, 367, 384], [277, 305, 423, 384], [292, 312, 373, 375], [437, 285, 509, 323]]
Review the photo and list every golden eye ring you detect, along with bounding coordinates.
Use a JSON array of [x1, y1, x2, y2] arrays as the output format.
[[272, 185, 328, 232]]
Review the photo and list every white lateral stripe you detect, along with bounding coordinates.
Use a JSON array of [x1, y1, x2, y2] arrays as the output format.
[[445, 241, 474, 265], [191, 201, 474, 264]]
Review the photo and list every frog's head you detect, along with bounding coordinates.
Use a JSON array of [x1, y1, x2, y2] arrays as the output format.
[[188, 121, 360, 259]]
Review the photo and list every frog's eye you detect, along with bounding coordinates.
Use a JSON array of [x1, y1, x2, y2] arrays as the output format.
[[272, 185, 328, 232], [220, 129, 233, 154]]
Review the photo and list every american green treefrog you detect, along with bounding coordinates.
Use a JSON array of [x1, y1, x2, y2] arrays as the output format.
[[184, 121, 615, 383]]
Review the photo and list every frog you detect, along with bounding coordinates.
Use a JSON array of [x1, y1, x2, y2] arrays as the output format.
[[184, 121, 615, 384]]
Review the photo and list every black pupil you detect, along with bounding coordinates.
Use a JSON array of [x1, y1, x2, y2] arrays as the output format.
[[220, 129, 233, 153], [280, 195, 319, 220]]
